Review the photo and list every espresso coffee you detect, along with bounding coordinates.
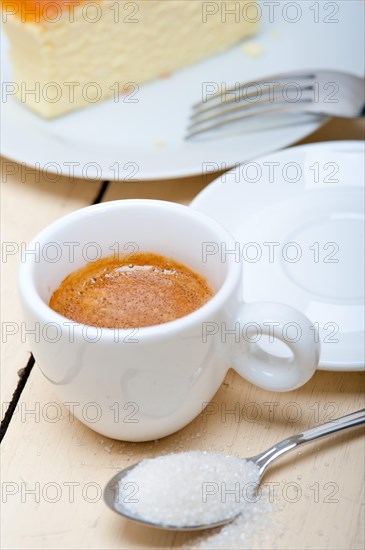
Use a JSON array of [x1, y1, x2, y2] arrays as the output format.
[[49, 252, 213, 329]]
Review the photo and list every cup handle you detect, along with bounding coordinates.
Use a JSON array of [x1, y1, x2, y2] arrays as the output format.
[[231, 302, 320, 392]]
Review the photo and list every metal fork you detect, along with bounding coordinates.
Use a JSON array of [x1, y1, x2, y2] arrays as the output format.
[[186, 70, 365, 139]]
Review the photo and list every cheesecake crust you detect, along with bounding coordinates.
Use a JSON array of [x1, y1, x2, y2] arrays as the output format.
[[1, 0, 90, 24]]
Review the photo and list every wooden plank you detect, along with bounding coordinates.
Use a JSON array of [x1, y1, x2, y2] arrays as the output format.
[[2, 117, 365, 549], [297, 117, 365, 145], [102, 173, 218, 206], [1, 368, 364, 549], [0, 156, 101, 414]]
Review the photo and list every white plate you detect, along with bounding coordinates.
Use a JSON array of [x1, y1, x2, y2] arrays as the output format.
[[191, 141, 365, 371], [1, 1, 364, 180]]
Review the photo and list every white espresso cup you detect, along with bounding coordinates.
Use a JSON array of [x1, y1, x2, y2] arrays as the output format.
[[19, 200, 320, 441]]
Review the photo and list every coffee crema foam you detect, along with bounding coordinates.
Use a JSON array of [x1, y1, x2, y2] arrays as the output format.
[[49, 252, 214, 329]]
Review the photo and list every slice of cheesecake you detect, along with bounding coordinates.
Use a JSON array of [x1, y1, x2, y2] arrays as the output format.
[[1, 0, 258, 118]]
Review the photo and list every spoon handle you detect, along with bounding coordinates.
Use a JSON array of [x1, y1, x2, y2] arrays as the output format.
[[252, 409, 365, 476]]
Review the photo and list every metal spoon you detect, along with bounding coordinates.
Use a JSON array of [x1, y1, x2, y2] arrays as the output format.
[[104, 409, 365, 531]]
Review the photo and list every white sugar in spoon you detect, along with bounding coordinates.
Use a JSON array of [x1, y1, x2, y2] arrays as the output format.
[[104, 409, 364, 531]]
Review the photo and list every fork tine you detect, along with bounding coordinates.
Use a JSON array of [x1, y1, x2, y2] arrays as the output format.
[[187, 70, 365, 139], [186, 100, 313, 139], [193, 72, 316, 110], [191, 82, 315, 121], [188, 92, 313, 131]]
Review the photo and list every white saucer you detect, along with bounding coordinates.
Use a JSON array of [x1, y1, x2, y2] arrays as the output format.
[[191, 141, 365, 371]]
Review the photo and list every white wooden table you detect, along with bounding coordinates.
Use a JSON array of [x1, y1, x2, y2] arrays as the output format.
[[1, 118, 365, 549]]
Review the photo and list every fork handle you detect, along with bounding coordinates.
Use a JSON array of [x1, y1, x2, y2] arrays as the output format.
[[252, 409, 365, 476]]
